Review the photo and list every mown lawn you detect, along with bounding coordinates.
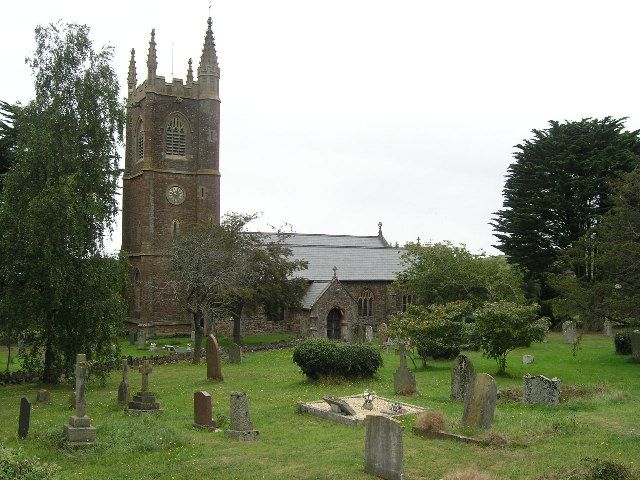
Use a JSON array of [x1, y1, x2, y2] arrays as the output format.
[[0, 333, 638, 479]]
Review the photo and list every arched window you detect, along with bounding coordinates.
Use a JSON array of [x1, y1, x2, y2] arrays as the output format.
[[165, 115, 186, 157], [402, 294, 413, 312], [358, 290, 373, 317], [133, 268, 142, 311], [136, 120, 145, 161]]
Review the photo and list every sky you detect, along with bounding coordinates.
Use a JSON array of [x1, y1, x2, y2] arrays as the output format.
[[3, 0, 640, 255]]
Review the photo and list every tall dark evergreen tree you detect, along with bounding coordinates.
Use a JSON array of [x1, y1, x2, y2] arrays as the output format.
[[492, 118, 640, 288], [0, 23, 127, 383]]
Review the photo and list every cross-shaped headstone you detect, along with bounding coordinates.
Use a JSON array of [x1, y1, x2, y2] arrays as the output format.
[[139, 361, 152, 392], [74, 353, 88, 418], [332, 266, 338, 278], [396, 342, 408, 370]]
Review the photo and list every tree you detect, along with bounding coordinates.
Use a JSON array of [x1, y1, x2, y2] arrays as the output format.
[[168, 212, 307, 352], [395, 241, 525, 307], [492, 118, 640, 288], [0, 101, 19, 193], [0, 23, 126, 383], [473, 301, 547, 374]]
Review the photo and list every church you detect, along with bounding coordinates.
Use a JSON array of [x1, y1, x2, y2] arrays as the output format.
[[121, 18, 410, 341]]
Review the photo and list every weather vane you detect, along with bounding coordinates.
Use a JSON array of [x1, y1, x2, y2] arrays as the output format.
[[208, 0, 212, 17]]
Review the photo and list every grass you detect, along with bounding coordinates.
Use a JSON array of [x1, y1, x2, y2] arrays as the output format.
[[0, 333, 639, 479]]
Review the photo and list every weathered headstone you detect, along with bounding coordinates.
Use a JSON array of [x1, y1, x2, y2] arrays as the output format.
[[117, 359, 130, 405], [378, 323, 389, 345], [631, 330, 640, 363], [394, 343, 417, 395], [603, 320, 614, 337], [225, 391, 259, 440], [129, 331, 136, 345], [206, 334, 224, 381], [522, 355, 535, 364], [190, 330, 196, 342], [69, 392, 76, 410], [193, 391, 216, 430], [35, 389, 50, 404], [136, 329, 146, 350], [228, 343, 242, 364], [451, 355, 475, 401], [364, 415, 405, 480], [127, 360, 160, 413], [462, 373, 497, 429], [63, 353, 96, 446], [365, 325, 374, 344], [323, 395, 357, 416], [522, 374, 562, 405], [18, 397, 31, 439], [562, 320, 578, 344]]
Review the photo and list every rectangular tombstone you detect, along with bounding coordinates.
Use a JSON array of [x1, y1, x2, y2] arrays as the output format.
[[522, 374, 561, 405], [365, 325, 374, 344], [562, 321, 578, 344], [193, 391, 216, 430], [18, 397, 31, 439], [36, 389, 50, 404], [603, 320, 614, 337], [364, 415, 405, 480], [451, 355, 475, 401], [631, 330, 640, 362], [462, 373, 497, 429]]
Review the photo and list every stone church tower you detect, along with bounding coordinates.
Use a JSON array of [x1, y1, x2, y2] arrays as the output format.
[[122, 18, 221, 334]]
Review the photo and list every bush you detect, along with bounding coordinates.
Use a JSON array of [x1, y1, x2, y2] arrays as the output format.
[[614, 330, 634, 355], [415, 411, 445, 432], [0, 447, 58, 480], [292, 339, 382, 380]]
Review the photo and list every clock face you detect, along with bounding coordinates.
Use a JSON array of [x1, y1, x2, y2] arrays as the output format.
[[166, 185, 186, 205]]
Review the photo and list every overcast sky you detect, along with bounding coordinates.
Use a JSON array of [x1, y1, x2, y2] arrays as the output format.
[[4, 0, 640, 254]]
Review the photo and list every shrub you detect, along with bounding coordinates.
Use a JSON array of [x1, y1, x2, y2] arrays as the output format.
[[473, 301, 547, 374], [292, 339, 382, 380], [0, 447, 58, 480], [390, 302, 469, 366], [415, 411, 445, 432], [582, 457, 633, 480], [614, 330, 634, 355]]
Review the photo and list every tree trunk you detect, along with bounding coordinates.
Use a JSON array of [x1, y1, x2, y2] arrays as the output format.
[[42, 314, 57, 384], [5, 339, 11, 372], [192, 310, 203, 364], [232, 305, 244, 346]]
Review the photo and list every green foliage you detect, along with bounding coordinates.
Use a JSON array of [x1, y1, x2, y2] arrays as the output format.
[[614, 330, 634, 355], [292, 339, 382, 380], [396, 242, 524, 307], [581, 457, 633, 480], [0, 446, 58, 480], [473, 301, 547, 374], [390, 303, 469, 365], [493, 118, 640, 283], [0, 23, 126, 383]]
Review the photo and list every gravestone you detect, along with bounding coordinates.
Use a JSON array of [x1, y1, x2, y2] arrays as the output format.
[[462, 373, 497, 429], [127, 360, 160, 413], [323, 395, 357, 416], [117, 359, 130, 404], [631, 330, 640, 363], [378, 323, 389, 345], [451, 355, 475, 401], [562, 321, 578, 344], [18, 397, 31, 439], [36, 389, 50, 404], [365, 325, 374, 344], [69, 392, 76, 410], [228, 343, 242, 364], [63, 353, 96, 446], [522, 374, 562, 405], [129, 331, 136, 345], [193, 391, 216, 430], [603, 320, 614, 337], [191, 330, 196, 342], [364, 415, 405, 480], [522, 355, 535, 364], [225, 391, 259, 440], [206, 334, 224, 381], [393, 343, 417, 395], [136, 329, 146, 350]]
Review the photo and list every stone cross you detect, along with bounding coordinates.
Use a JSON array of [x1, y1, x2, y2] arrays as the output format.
[[451, 355, 475, 401], [397, 343, 408, 369], [139, 360, 152, 393], [74, 353, 88, 418], [18, 397, 31, 439], [364, 415, 404, 480], [394, 343, 417, 395]]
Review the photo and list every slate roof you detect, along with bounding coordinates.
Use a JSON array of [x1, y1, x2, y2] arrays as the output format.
[[300, 281, 330, 309]]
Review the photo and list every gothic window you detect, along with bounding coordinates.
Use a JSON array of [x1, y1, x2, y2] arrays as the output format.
[[165, 115, 187, 157], [358, 290, 373, 317], [136, 120, 144, 161], [171, 220, 180, 237], [402, 294, 413, 312]]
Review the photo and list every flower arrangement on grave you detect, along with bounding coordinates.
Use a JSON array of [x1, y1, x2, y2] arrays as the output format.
[[362, 390, 376, 410], [389, 402, 406, 414]]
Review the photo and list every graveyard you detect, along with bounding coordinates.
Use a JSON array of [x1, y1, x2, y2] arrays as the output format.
[[1, 332, 639, 479]]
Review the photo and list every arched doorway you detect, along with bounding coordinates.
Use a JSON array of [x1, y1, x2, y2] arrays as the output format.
[[327, 308, 342, 340]]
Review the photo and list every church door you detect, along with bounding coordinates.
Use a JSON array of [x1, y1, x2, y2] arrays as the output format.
[[327, 308, 342, 340]]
